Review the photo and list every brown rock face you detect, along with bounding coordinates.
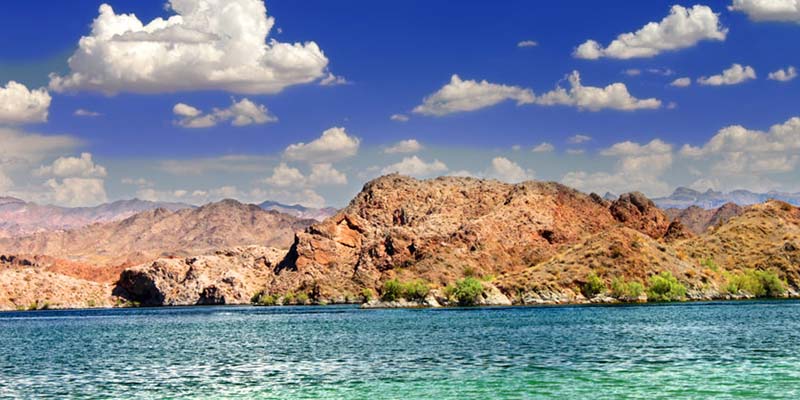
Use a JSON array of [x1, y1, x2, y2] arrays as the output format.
[[115, 246, 285, 306], [665, 203, 745, 234], [270, 174, 619, 299], [663, 220, 694, 242], [0, 199, 313, 272], [610, 192, 671, 239]]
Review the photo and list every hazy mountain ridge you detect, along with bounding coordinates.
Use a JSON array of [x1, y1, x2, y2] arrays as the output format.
[[258, 200, 337, 221], [654, 187, 800, 209]]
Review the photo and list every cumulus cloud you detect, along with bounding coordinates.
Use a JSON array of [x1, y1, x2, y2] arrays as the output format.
[[568, 134, 592, 144], [413, 75, 534, 116], [74, 109, 101, 117], [284, 127, 360, 163], [390, 114, 409, 122], [264, 161, 346, 188], [536, 71, 661, 111], [729, 0, 800, 23], [698, 64, 757, 86], [768, 66, 797, 82], [308, 163, 347, 185], [574, 5, 726, 59], [49, 0, 329, 94], [484, 157, 534, 183], [173, 98, 277, 128], [562, 139, 674, 196], [680, 116, 800, 175], [670, 77, 692, 87], [264, 162, 305, 187], [34, 153, 107, 178], [0, 81, 51, 124], [45, 178, 108, 207], [0, 128, 80, 165], [384, 139, 422, 154], [381, 156, 448, 177], [517, 40, 538, 48], [531, 142, 555, 153], [319, 72, 349, 86]]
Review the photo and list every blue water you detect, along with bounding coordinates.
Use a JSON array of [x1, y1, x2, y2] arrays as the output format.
[[1, 301, 799, 399]]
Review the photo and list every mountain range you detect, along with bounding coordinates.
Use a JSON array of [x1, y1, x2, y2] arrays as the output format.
[[653, 187, 800, 209]]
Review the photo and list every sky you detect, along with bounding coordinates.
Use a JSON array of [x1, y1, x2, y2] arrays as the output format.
[[0, 0, 799, 208]]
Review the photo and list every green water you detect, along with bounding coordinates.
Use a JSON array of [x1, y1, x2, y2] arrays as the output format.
[[1, 301, 799, 399]]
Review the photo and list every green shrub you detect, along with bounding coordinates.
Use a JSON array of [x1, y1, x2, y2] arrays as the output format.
[[581, 273, 605, 298], [700, 258, 719, 272], [610, 277, 644, 300], [296, 292, 309, 304], [446, 277, 484, 306], [647, 271, 686, 302], [401, 279, 430, 302], [253, 293, 276, 306], [724, 269, 785, 298], [381, 279, 402, 301], [283, 292, 295, 305], [361, 288, 374, 302]]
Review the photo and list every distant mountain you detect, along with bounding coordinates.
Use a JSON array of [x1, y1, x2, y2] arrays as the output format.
[[0, 199, 315, 268], [0, 197, 193, 238], [258, 200, 337, 221], [653, 187, 800, 209]]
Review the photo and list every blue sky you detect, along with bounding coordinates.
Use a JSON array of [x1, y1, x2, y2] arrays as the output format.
[[0, 0, 798, 207]]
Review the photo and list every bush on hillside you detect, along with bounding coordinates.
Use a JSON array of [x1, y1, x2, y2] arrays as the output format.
[[610, 277, 644, 300], [581, 273, 605, 298], [647, 271, 686, 302], [445, 277, 484, 306], [724, 269, 785, 298]]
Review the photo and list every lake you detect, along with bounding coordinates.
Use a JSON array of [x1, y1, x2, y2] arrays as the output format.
[[1, 301, 799, 399]]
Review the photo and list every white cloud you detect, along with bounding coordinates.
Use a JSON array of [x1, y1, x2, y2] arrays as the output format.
[[623, 69, 642, 76], [284, 127, 360, 163], [568, 134, 592, 144], [174, 98, 277, 128], [49, 0, 329, 94], [698, 64, 757, 86], [308, 163, 347, 185], [680, 116, 800, 174], [74, 109, 101, 117], [264, 162, 305, 187], [45, 178, 108, 207], [729, 0, 800, 23], [413, 74, 534, 116], [0, 128, 80, 165], [319, 72, 349, 86], [536, 71, 661, 111], [381, 156, 448, 177], [531, 142, 555, 153], [768, 66, 797, 82], [390, 114, 409, 122], [34, 153, 107, 178], [562, 139, 674, 196], [121, 177, 154, 187], [670, 77, 692, 87], [264, 161, 346, 188], [0, 81, 51, 124], [484, 157, 534, 183], [384, 139, 422, 154], [574, 5, 726, 59], [517, 40, 538, 48]]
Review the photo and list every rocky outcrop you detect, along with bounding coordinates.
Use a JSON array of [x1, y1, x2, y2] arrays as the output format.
[[664, 203, 745, 235], [1, 255, 114, 310], [610, 192, 671, 239], [677, 201, 800, 288], [663, 220, 694, 242], [0, 199, 313, 271], [496, 227, 715, 304], [115, 246, 285, 306], [269, 174, 619, 300]]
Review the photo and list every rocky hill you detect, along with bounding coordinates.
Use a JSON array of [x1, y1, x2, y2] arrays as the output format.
[[263, 175, 675, 301], [664, 203, 744, 234], [0, 197, 192, 239], [0, 199, 314, 269]]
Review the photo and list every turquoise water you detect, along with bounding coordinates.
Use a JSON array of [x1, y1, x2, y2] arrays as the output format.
[[1, 302, 800, 399]]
